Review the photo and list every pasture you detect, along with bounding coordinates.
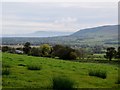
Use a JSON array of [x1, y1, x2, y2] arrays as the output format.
[[2, 53, 120, 89]]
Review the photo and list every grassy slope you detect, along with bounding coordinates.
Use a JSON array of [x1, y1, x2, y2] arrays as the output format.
[[2, 53, 119, 88]]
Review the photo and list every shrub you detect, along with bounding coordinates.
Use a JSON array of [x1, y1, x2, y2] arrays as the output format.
[[89, 69, 107, 79], [27, 64, 41, 70], [2, 68, 10, 75], [52, 76, 75, 90]]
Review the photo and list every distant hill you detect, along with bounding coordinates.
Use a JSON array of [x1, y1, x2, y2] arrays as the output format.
[[32, 31, 73, 37], [2, 25, 119, 46], [2, 31, 73, 37], [71, 25, 118, 38], [69, 25, 118, 45]]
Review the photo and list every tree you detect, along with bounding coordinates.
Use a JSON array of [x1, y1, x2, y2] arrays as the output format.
[[69, 52, 78, 60], [9, 47, 16, 53], [116, 47, 120, 59], [52, 45, 78, 60], [52, 44, 64, 57], [40, 44, 52, 57], [29, 47, 41, 56], [105, 47, 116, 61], [2, 46, 10, 52], [77, 48, 86, 60], [23, 42, 31, 54], [57, 46, 72, 60]]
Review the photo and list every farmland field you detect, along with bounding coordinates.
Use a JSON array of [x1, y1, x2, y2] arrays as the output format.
[[2, 53, 120, 89]]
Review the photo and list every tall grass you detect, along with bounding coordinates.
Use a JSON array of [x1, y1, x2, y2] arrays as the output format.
[[2, 63, 11, 68], [52, 76, 75, 90], [2, 68, 10, 75], [89, 69, 107, 79], [115, 77, 120, 84], [27, 64, 42, 70]]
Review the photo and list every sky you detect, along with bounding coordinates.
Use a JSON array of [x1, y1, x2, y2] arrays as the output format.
[[1, 0, 118, 35]]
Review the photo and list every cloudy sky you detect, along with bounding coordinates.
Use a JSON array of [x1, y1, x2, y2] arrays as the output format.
[[1, 1, 118, 35]]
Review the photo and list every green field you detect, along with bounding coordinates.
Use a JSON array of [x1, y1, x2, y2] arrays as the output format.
[[2, 53, 120, 89]]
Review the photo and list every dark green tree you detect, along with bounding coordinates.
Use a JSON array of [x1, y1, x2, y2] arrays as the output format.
[[105, 47, 116, 61], [23, 42, 31, 54], [2, 46, 10, 52], [69, 51, 78, 60], [52, 45, 78, 60], [116, 46, 120, 58], [29, 47, 41, 56], [52, 44, 64, 57]]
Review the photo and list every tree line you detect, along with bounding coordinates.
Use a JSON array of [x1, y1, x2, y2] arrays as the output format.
[[22, 42, 81, 60], [1, 42, 120, 61]]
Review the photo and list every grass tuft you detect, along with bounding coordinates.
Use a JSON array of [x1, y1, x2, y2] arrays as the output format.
[[2, 63, 11, 68], [2, 68, 10, 75], [27, 64, 42, 70], [115, 78, 120, 84], [18, 63, 26, 67], [52, 76, 75, 90], [89, 69, 107, 79]]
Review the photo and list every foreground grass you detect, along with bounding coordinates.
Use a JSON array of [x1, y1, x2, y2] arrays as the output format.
[[2, 53, 119, 88]]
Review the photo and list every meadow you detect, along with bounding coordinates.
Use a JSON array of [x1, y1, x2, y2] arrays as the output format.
[[2, 53, 120, 89]]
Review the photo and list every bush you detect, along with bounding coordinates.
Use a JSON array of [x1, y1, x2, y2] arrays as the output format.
[[2, 68, 10, 75], [27, 64, 41, 70], [52, 76, 75, 90], [89, 69, 107, 79]]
